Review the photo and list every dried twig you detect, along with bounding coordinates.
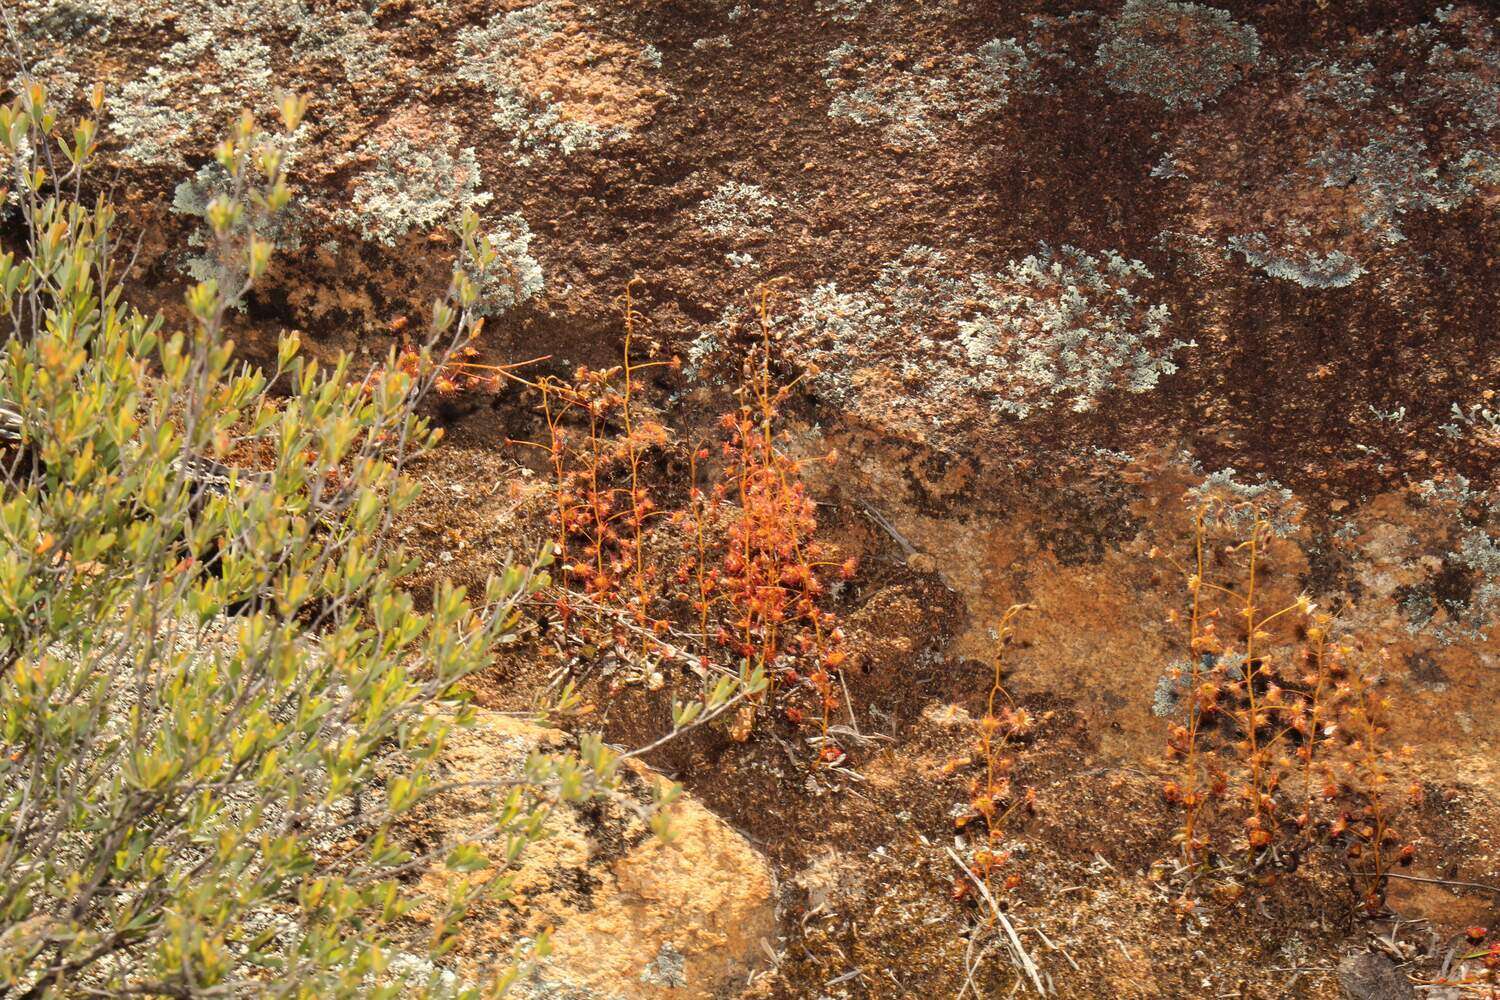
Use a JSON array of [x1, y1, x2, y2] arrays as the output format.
[[947, 847, 1047, 995], [857, 499, 917, 558], [1382, 872, 1500, 900], [1028, 925, 1079, 972]]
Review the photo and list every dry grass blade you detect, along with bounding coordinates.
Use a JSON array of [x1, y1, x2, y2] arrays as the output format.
[[947, 847, 1047, 995]]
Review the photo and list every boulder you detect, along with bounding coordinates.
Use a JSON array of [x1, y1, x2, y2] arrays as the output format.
[[413, 709, 777, 999]]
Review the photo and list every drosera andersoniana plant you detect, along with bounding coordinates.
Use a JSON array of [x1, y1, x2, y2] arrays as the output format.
[[955, 603, 1040, 902], [414, 283, 854, 759], [1153, 497, 1420, 917], [946, 604, 1048, 1000], [710, 288, 854, 753]]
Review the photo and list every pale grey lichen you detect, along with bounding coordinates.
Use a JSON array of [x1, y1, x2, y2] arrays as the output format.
[[1096, 0, 1261, 109], [113, 62, 217, 167], [1440, 400, 1500, 441], [468, 214, 545, 316], [1152, 654, 1251, 720], [1150, 152, 1188, 180], [1297, 58, 1377, 110], [1146, 6, 1498, 286], [0, 132, 32, 212], [1020, 11, 1104, 75], [751, 245, 1188, 438], [950, 246, 1186, 419], [638, 942, 687, 988], [693, 181, 782, 241], [342, 131, 494, 247], [455, 4, 647, 165], [290, 6, 392, 91], [1306, 127, 1469, 244], [822, 38, 1035, 149], [383, 952, 469, 994], [1151, 666, 1187, 718], [15, 0, 112, 47], [1153, 657, 1226, 718], [1296, 9, 1499, 246], [93, 0, 391, 168], [170, 156, 304, 302], [1453, 527, 1500, 637], [816, 0, 871, 22], [682, 314, 728, 382], [8, 0, 113, 98], [1226, 233, 1365, 289], [1414, 475, 1499, 643], [170, 167, 235, 288], [1185, 468, 1305, 537]]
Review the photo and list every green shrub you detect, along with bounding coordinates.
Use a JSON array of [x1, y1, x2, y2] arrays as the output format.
[[0, 84, 761, 998]]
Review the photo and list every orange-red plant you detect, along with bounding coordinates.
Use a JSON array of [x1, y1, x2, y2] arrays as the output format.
[[967, 603, 1037, 897], [419, 283, 856, 757], [665, 289, 854, 752], [1156, 501, 1418, 913]]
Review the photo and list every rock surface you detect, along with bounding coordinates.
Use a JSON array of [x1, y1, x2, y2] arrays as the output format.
[[415, 710, 776, 998]]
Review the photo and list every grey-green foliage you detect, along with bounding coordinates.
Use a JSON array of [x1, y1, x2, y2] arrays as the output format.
[[0, 86, 642, 998]]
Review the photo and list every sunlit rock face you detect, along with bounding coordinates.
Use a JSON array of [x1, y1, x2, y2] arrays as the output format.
[[6, 3, 1498, 995]]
